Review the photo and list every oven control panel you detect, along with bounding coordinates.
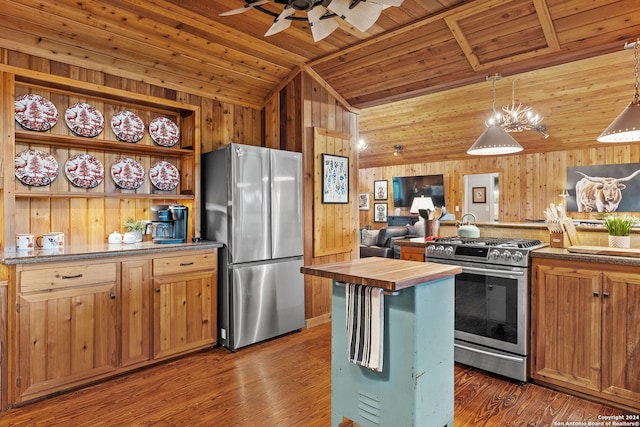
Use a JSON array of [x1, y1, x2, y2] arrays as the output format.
[[426, 243, 531, 267]]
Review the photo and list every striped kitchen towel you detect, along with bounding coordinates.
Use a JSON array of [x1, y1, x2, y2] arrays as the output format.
[[346, 283, 384, 372]]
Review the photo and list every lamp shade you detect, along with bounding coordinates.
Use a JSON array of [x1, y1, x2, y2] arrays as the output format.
[[597, 100, 640, 142], [409, 196, 435, 214], [467, 123, 523, 155]]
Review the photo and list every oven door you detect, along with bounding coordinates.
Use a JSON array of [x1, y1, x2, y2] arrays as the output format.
[[431, 258, 529, 356]]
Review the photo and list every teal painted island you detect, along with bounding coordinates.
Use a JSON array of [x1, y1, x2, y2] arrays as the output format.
[[301, 258, 461, 427]]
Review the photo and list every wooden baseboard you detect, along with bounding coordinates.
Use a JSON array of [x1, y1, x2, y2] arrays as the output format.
[[305, 313, 332, 328], [530, 379, 639, 412]]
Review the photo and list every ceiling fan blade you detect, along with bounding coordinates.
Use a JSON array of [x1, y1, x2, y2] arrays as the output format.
[[264, 7, 296, 37], [308, 6, 339, 42], [368, 0, 404, 6], [219, 0, 271, 16], [328, 0, 383, 33]]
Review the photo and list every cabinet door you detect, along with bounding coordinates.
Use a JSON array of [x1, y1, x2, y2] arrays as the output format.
[[400, 246, 425, 262], [602, 272, 640, 406], [152, 271, 217, 359], [16, 284, 117, 402], [531, 263, 601, 393], [121, 260, 152, 367]]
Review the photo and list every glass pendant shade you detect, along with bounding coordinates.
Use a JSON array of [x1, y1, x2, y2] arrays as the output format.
[[467, 123, 523, 155], [597, 98, 640, 142]]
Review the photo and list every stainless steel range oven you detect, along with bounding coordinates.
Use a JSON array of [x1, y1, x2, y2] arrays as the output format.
[[426, 237, 545, 381]]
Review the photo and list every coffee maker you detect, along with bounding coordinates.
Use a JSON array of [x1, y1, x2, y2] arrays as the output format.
[[147, 204, 188, 243]]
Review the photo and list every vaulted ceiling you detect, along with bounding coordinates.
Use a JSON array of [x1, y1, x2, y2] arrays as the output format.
[[2, 0, 640, 168]]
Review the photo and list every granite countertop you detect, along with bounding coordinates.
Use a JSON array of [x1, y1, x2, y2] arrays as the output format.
[[531, 246, 640, 267], [2, 240, 223, 265], [301, 257, 461, 291]]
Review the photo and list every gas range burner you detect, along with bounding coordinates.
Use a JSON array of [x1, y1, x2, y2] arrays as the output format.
[[433, 237, 544, 249], [426, 237, 546, 267]]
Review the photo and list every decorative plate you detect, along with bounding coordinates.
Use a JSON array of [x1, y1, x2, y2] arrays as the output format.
[[64, 102, 105, 138], [111, 158, 145, 190], [149, 117, 179, 147], [149, 160, 180, 191], [64, 154, 104, 189], [111, 110, 145, 143], [14, 94, 58, 131], [15, 149, 59, 186]]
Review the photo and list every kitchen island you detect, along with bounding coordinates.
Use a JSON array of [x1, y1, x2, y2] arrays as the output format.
[[0, 241, 222, 409], [301, 258, 461, 427]]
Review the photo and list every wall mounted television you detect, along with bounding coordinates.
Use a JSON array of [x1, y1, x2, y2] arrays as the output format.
[[392, 174, 445, 208]]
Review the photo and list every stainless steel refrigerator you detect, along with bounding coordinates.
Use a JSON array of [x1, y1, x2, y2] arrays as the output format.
[[201, 143, 305, 350]]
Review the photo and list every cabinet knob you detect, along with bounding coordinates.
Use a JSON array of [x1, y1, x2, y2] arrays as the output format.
[[109, 293, 116, 299], [593, 291, 599, 297], [603, 292, 609, 298], [155, 288, 161, 293]]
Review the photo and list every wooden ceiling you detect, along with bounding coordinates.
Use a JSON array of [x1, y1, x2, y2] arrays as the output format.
[[2, 0, 640, 168]]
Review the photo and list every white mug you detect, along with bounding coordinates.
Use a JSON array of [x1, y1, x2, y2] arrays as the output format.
[[37, 233, 64, 250], [16, 234, 35, 251], [51, 232, 64, 248]]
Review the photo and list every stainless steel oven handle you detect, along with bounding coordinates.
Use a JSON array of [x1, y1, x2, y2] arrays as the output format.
[[455, 343, 524, 363], [459, 265, 525, 277]]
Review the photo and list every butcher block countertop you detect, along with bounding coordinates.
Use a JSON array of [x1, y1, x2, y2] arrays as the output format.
[[301, 257, 461, 291], [532, 246, 640, 267], [2, 240, 223, 265]]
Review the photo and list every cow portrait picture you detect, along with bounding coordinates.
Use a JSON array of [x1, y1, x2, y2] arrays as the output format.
[[566, 163, 640, 213]]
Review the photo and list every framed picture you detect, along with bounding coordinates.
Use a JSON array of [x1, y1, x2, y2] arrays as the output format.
[[359, 193, 370, 210], [322, 153, 349, 204], [472, 187, 486, 203], [374, 203, 388, 222], [374, 180, 388, 200]]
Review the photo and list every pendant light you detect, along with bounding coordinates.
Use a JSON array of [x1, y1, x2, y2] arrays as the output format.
[[468, 75, 523, 155], [597, 40, 640, 142]]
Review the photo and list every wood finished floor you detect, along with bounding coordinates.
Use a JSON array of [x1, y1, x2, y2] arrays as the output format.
[[0, 322, 630, 426]]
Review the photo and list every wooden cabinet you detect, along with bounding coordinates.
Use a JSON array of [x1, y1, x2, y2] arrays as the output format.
[[14, 260, 119, 403], [1, 69, 201, 252], [152, 252, 217, 359], [601, 272, 640, 406], [399, 245, 425, 262], [531, 257, 640, 410], [121, 251, 217, 364], [121, 259, 152, 367], [8, 247, 218, 407]]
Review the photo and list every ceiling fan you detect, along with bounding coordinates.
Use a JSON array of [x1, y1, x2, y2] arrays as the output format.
[[220, 0, 404, 42]]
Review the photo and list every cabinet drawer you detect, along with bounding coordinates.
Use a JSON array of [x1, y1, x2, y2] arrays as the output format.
[[153, 251, 217, 276], [20, 262, 118, 293]]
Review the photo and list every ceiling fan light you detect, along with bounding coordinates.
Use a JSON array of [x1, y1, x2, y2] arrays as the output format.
[[597, 100, 640, 142], [369, 0, 404, 6], [467, 123, 523, 155], [219, 0, 271, 16], [308, 6, 339, 41], [264, 8, 295, 37], [329, 0, 383, 32], [291, 0, 314, 11]]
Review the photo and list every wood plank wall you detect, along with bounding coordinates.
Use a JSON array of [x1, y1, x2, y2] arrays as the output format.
[[358, 145, 640, 227], [269, 72, 358, 324]]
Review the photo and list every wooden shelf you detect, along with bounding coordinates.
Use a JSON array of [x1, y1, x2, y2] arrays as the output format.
[[15, 130, 195, 157], [15, 192, 194, 199]]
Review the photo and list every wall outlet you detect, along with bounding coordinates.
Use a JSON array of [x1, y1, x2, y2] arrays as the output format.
[[455, 205, 460, 212]]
